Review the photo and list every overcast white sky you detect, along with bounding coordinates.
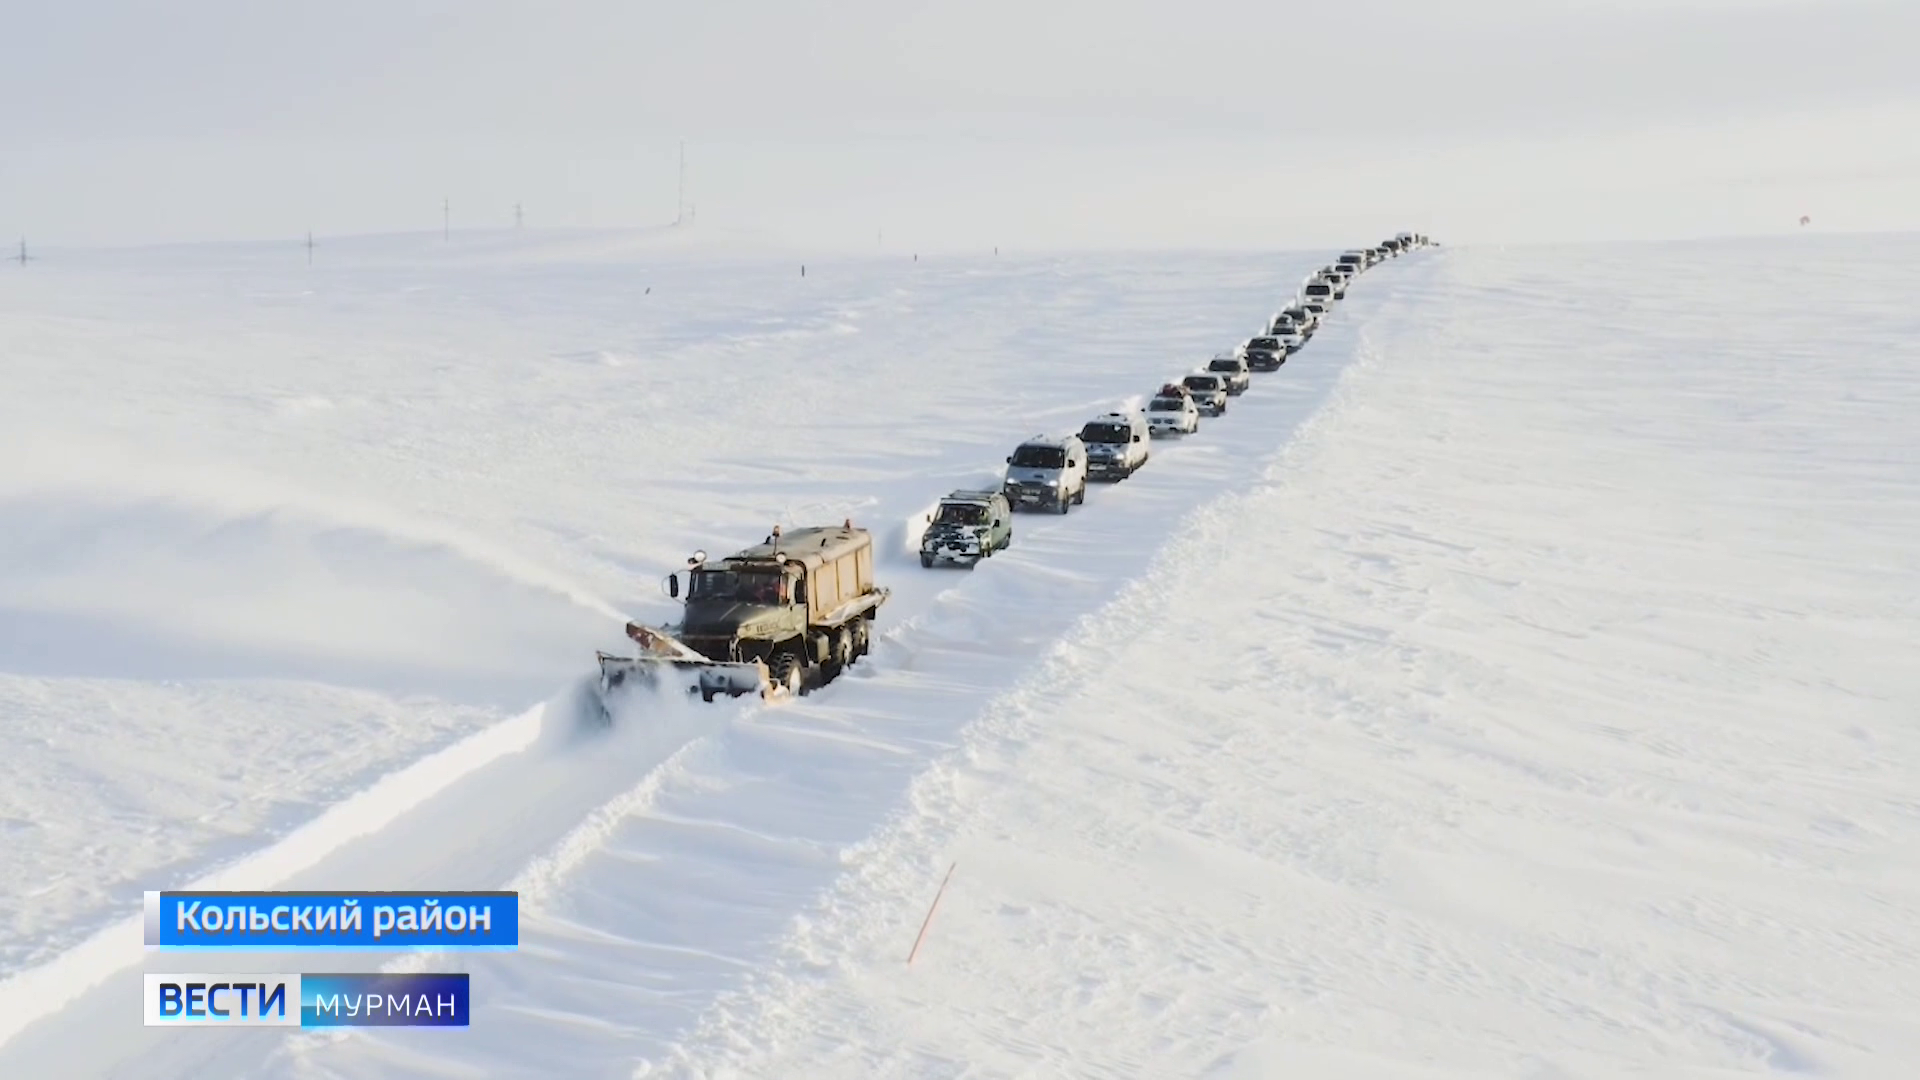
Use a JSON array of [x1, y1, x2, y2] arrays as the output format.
[[2, 0, 1915, 250]]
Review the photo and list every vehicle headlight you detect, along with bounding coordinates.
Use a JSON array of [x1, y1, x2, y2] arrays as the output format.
[[1043, 478, 1058, 486]]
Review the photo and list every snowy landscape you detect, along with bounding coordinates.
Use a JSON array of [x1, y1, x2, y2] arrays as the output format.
[[2, 227, 1918, 1079]]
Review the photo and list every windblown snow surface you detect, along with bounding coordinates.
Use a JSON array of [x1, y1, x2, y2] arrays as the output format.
[[2, 229, 1918, 1078]]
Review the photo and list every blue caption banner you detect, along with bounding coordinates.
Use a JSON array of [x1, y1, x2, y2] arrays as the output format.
[[145, 973, 470, 1027], [144, 891, 518, 950], [301, 973, 470, 1027]]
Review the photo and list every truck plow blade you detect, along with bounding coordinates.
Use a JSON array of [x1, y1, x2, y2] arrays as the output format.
[[595, 653, 772, 702], [589, 621, 780, 724]]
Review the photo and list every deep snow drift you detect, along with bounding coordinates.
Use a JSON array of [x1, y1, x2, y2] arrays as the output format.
[[3, 230, 1917, 1078]]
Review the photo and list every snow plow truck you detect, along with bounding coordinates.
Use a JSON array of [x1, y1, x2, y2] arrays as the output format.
[[593, 521, 889, 717]]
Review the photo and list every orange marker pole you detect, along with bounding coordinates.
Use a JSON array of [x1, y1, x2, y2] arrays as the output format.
[[906, 861, 958, 967]]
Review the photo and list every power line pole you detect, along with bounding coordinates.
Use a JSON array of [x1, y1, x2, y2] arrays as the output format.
[[515, 202, 523, 229], [306, 231, 315, 265], [443, 197, 449, 242], [676, 139, 686, 225], [15, 237, 26, 265]]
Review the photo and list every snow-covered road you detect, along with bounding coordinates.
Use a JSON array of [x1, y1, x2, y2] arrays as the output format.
[[5, 230, 1917, 1077], [0, 231, 1367, 1076]]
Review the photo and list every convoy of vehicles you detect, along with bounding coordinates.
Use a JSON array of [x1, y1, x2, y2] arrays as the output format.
[[588, 233, 1433, 709]]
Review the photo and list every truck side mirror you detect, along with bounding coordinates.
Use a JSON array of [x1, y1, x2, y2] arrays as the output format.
[[924, 513, 932, 523], [1132, 434, 1141, 442], [1005, 455, 1013, 463], [1068, 459, 1077, 468], [664, 573, 681, 599]]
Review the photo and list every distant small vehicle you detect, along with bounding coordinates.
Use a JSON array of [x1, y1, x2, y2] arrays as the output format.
[[1003, 433, 1088, 514], [1301, 299, 1330, 322], [1242, 336, 1287, 371], [920, 490, 1012, 567], [1181, 372, 1230, 416], [1270, 323, 1306, 351], [1315, 267, 1350, 299], [1206, 353, 1252, 393], [1338, 251, 1368, 273], [1146, 386, 1200, 436], [1302, 279, 1336, 305], [1279, 305, 1316, 334], [1079, 410, 1151, 480]]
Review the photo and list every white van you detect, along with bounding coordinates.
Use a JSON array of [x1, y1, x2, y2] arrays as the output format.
[[1078, 411, 1150, 480]]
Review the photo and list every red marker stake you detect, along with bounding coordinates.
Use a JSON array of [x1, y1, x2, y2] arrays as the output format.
[[906, 862, 958, 967]]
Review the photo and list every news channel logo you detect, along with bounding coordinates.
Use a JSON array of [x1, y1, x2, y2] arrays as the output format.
[[144, 973, 470, 1027], [140, 889, 513, 1030]]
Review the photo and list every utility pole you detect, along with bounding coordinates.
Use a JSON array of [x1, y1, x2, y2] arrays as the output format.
[[443, 197, 450, 242], [676, 139, 686, 225], [515, 202, 523, 229], [306, 231, 315, 265], [15, 237, 26, 265]]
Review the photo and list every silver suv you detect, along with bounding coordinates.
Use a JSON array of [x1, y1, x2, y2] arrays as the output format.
[[1206, 354, 1252, 394], [1003, 434, 1089, 513], [1181, 372, 1230, 416]]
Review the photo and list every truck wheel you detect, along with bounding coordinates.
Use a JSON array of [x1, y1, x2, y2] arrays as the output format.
[[850, 617, 870, 660], [920, 553, 933, 568], [828, 631, 853, 677], [769, 654, 802, 697]]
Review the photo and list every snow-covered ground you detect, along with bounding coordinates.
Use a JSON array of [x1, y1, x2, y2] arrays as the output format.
[[3, 229, 1917, 1077]]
